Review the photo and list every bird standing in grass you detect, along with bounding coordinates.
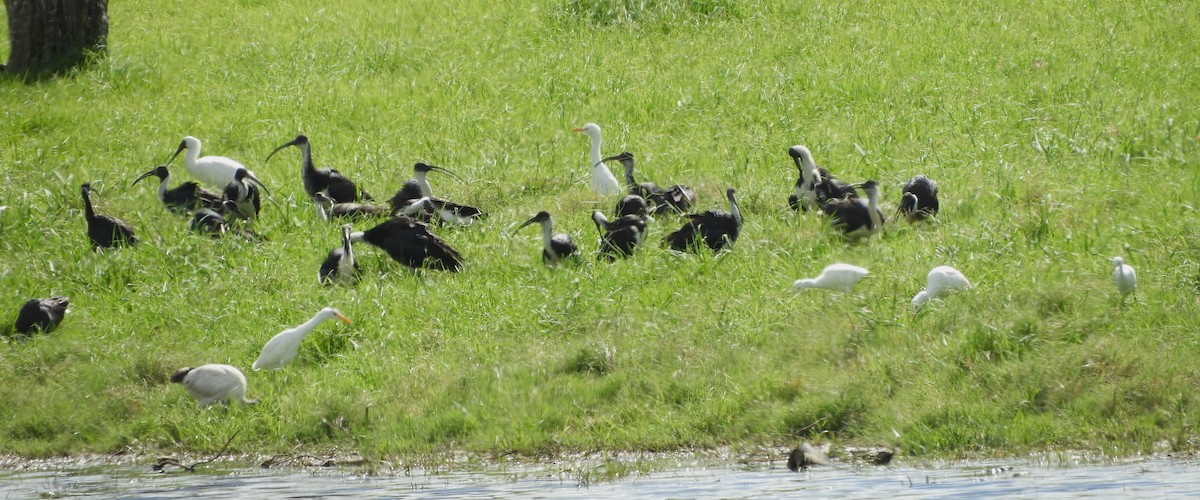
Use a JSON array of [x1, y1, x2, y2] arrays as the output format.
[[171, 364, 256, 407], [165, 136, 258, 190], [14, 296, 70, 334], [792, 264, 869, 294], [132, 165, 223, 214], [313, 191, 391, 221], [81, 183, 138, 250], [253, 307, 352, 371], [897, 175, 939, 223], [572, 123, 622, 197], [222, 168, 269, 220], [319, 224, 359, 285], [350, 217, 464, 271], [1111, 257, 1136, 304], [265, 134, 369, 204], [515, 211, 577, 266], [592, 211, 647, 261], [787, 145, 857, 212], [664, 188, 742, 252], [911, 266, 971, 309], [603, 151, 696, 214], [821, 180, 883, 241]]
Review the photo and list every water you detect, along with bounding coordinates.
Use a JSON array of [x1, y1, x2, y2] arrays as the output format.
[[2, 454, 1198, 498]]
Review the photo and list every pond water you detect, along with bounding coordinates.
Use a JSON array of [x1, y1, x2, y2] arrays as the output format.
[[2, 453, 1197, 498]]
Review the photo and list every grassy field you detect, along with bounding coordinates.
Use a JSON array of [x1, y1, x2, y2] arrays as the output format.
[[1, 0, 1198, 461]]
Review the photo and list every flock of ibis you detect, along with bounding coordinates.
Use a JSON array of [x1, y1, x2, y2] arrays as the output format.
[[7, 123, 1139, 407]]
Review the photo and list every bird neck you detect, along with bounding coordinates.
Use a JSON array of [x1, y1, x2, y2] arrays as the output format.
[[415, 172, 433, 197], [314, 199, 330, 221], [795, 279, 816, 290], [912, 290, 931, 307], [342, 228, 355, 261], [588, 134, 603, 167], [540, 222, 555, 251], [349, 231, 366, 243], [295, 312, 333, 337], [298, 142, 315, 173], [156, 177, 170, 202], [623, 166, 637, 189], [81, 190, 96, 220], [728, 196, 742, 225], [799, 157, 819, 183]]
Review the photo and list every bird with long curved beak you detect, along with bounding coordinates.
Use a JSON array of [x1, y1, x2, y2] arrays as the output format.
[[222, 167, 270, 220], [392, 163, 485, 226], [515, 211, 577, 266], [165, 136, 259, 190], [265, 134, 370, 205], [319, 224, 359, 285], [133, 165, 223, 214]]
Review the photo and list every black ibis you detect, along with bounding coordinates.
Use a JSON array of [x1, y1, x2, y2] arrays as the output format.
[[165, 135, 258, 189], [221, 167, 269, 220], [319, 224, 359, 285], [350, 217, 463, 271], [787, 145, 857, 212], [603, 151, 697, 214], [265, 134, 370, 204], [664, 187, 742, 252], [81, 183, 138, 250], [515, 211, 578, 265], [132, 165, 222, 214], [14, 296, 69, 334], [820, 180, 883, 241], [591, 211, 647, 261], [313, 191, 391, 221], [408, 162, 485, 225], [896, 175, 939, 223], [170, 364, 257, 407], [253, 307, 351, 370], [572, 123, 622, 196]]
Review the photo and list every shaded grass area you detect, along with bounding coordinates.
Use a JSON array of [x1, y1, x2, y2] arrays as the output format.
[[0, 0, 1198, 460]]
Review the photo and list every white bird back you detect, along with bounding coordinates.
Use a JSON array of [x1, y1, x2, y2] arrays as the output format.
[[253, 308, 350, 370], [1111, 257, 1136, 297], [180, 136, 256, 189], [793, 263, 869, 293], [176, 364, 253, 406], [912, 266, 970, 308]]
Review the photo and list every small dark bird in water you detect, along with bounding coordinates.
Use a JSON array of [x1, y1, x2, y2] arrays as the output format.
[[81, 183, 138, 250], [603, 152, 697, 214], [786, 443, 829, 471], [515, 211, 577, 265], [664, 188, 742, 252], [592, 211, 647, 261], [350, 216, 463, 271], [896, 175, 939, 223], [14, 296, 70, 334], [132, 165, 223, 214]]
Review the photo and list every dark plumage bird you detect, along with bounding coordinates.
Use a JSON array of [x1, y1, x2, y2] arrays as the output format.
[[387, 180, 429, 221], [404, 162, 486, 226], [897, 175, 939, 223], [350, 217, 463, 271], [81, 183, 138, 250], [592, 211, 647, 261], [14, 296, 69, 334], [787, 145, 857, 212], [821, 180, 884, 240], [222, 167, 268, 220], [313, 191, 391, 221], [614, 194, 650, 219], [132, 165, 222, 214], [665, 187, 742, 252], [189, 201, 261, 240], [604, 152, 697, 215], [265, 134, 370, 204], [319, 224, 359, 285], [515, 211, 577, 265]]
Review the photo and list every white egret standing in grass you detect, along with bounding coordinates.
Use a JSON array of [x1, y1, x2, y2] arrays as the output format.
[[572, 123, 622, 197], [252, 307, 352, 371], [170, 364, 256, 407], [1111, 256, 1136, 304], [165, 136, 259, 189], [793, 264, 870, 294], [911, 266, 971, 309]]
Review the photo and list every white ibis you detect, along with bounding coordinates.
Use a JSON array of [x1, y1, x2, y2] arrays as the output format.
[[132, 165, 222, 214], [787, 145, 857, 212], [252, 307, 351, 371], [604, 151, 697, 214], [1111, 257, 1136, 303], [170, 364, 256, 407], [350, 217, 463, 271], [222, 168, 269, 220], [265, 134, 370, 204], [313, 191, 391, 221], [911, 265, 971, 309], [792, 264, 870, 293], [592, 211, 646, 261], [319, 224, 359, 285], [515, 211, 578, 265], [14, 296, 69, 334], [820, 180, 883, 241], [165, 136, 258, 189], [572, 123, 622, 196], [897, 175, 939, 223], [81, 183, 138, 250], [664, 188, 742, 252]]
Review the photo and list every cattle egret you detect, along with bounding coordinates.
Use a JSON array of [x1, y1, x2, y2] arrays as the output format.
[[170, 364, 256, 407], [252, 307, 351, 370], [793, 264, 870, 293], [572, 123, 622, 196], [1111, 257, 1136, 303], [911, 266, 971, 308]]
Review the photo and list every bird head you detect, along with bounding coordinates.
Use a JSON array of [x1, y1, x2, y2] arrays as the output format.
[[164, 136, 197, 165], [169, 367, 192, 384], [132, 165, 169, 186], [413, 162, 464, 182], [572, 123, 602, 140], [234, 168, 271, 196], [320, 307, 352, 324], [516, 211, 552, 232], [265, 134, 309, 162]]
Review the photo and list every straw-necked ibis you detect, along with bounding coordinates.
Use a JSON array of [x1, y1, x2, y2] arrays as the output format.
[[592, 211, 646, 261], [313, 191, 390, 221], [1111, 257, 1136, 303], [222, 168, 268, 220], [350, 217, 463, 271], [792, 264, 870, 293], [516, 211, 577, 265], [897, 175, 939, 223], [265, 134, 370, 204], [252, 307, 351, 370], [81, 183, 138, 250], [165, 136, 258, 189], [132, 165, 222, 214], [171, 364, 256, 407], [614, 194, 650, 219], [604, 151, 696, 214], [14, 296, 69, 334], [787, 145, 857, 212], [820, 180, 883, 241], [572, 123, 622, 196], [664, 188, 742, 252], [408, 163, 485, 225], [911, 266, 971, 309], [319, 224, 359, 285], [189, 201, 260, 240]]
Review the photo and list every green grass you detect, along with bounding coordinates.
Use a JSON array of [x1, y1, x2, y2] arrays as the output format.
[[1, 0, 1199, 461]]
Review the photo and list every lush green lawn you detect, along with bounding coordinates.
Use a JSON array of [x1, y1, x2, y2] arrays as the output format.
[[1, 0, 1198, 460]]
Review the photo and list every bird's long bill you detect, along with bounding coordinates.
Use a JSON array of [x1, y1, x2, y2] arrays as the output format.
[[571, 127, 585, 133], [600, 152, 631, 164], [131, 168, 158, 186], [164, 140, 187, 165], [244, 172, 271, 196], [513, 216, 539, 234], [264, 137, 302, 163], [426, 165, 464, 182], [334, 312, 352, 324]]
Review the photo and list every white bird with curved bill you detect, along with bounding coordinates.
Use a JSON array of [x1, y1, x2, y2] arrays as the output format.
[[170, 364, 256, 407], [1111, 256, 1136, 303], [252, 307, 352, 371], [793, 263, 870, 294], [165, 135, 261, 189], [911, 266, 971, 309], [572, 123, 622, 197]]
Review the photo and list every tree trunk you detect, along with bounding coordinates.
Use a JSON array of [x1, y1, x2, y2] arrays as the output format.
[[4, 0, 108, 77]]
